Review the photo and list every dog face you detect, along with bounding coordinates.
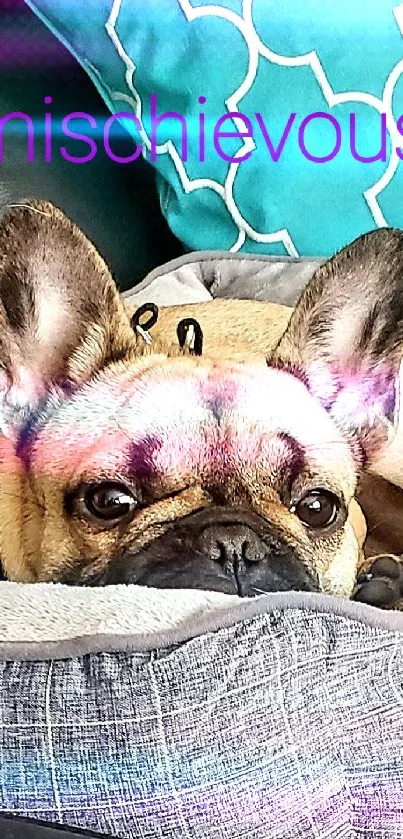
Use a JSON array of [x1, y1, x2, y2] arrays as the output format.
[[0, 200, 398, 597], [8, 354, 359, 596]]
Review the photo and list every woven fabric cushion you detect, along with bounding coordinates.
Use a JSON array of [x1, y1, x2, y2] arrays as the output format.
[[0, 587, 403, 837]]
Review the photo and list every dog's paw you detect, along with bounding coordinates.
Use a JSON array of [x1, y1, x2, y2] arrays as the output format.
[[353, 555, 403, 609]]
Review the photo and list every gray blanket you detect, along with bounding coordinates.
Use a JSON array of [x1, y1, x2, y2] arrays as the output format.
[[122, 251, 323, 308]]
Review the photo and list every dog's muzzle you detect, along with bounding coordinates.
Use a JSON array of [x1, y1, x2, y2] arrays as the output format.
[[76, 508, 319, 596], [194, 521, 311, 595]]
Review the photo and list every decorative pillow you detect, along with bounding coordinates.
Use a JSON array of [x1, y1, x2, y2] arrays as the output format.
[[24, 0, 403, 258]]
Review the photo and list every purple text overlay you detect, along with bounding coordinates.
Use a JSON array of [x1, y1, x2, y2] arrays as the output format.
[[0, 94, 397, 165]]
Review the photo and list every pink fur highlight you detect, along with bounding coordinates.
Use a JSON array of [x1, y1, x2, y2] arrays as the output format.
[[22, 359, 355, 494]]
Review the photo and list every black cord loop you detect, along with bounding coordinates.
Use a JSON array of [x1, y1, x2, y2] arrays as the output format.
[[176, 318, 204, 356]]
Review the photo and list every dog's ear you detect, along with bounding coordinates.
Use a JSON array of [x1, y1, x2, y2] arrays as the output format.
[[270, 228, 403, 467], [0, 199, 135, 432]]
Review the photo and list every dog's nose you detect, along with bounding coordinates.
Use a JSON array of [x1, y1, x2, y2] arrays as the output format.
[[196, 521, 318, 595], [198, 524, 267, 565]]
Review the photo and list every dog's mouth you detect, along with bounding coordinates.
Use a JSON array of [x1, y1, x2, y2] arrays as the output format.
[[60, 508, 320, 596]]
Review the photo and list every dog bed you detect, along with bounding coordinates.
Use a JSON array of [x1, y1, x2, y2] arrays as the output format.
[[1, 586, 403, 838], [1, 252, 402, 839]]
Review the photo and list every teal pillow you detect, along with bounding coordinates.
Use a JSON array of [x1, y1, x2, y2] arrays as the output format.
[[25, 0, 403, 258]]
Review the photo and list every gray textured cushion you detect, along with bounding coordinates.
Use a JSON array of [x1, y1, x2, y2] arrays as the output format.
[[0, 589, 403, 838]]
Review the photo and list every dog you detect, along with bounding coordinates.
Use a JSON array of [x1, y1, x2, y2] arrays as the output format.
[[0, 198, 401, 606]]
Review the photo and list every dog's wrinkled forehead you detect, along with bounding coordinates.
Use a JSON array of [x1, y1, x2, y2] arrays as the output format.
[[25, 358, 355, 490]]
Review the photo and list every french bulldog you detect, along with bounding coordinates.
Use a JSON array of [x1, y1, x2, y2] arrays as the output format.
[[0, 199, 400, 605]]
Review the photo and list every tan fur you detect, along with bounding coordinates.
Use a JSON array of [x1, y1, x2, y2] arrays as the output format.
[[127, 298, 293, 362], [2, 198, 402, 601], [127, 298, 368, 561]]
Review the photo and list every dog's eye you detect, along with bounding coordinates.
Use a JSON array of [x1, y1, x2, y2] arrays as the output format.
[[291, 490, 339, 530], [83, 482, 138, 522]]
